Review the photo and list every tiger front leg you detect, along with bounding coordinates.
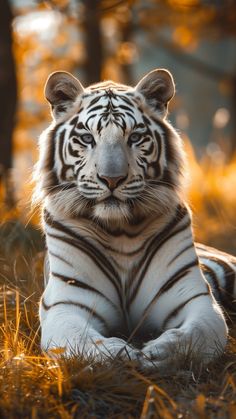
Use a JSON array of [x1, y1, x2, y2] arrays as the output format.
[[139, 294, 228, 370], [40, 303, 137, 361]]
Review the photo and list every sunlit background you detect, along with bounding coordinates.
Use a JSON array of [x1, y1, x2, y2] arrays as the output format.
[[1, 0, 236, 252]]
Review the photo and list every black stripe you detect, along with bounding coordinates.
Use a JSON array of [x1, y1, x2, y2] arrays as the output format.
[[119, 95, 134, 106], [77, 122, 86, 130], [97, 118, 102, 133], [123, 184, 143, 191], [81, 185, 103, 191], [51, 271, 119, 311], [44, 211, 122, 295], [75, 162, 86, 176], [44, 212, 120, 282], [167, 242, 194, 267], [136, 159, 146, 170], [152, 117, 179, 167], [158, 260, 199, 295], [135, 123, 146, 129], [154, 130, 162, 163], [200, 263, 221, 295], [135, 137, 151, 147], [143, 142, 154, 156], [47, 231, 122, 303], [48, 250, 73, 268], [150, 117, 182, 187], [87, 105, 103, 113], [69, 116, 79, 126], [201, 263, 236, 311], [75, 216, 147, 238], [68, 142, 80, 157], [125, 112, 139, 123], [203, 257, 235, 296], [127, 205, 190, 306], [96, 212, 187, 258], [96, 233, 154, 258], [118, 104, 134, 112], [142, 115, 152, 126], [43, 123, 64, 190], [141, 259, 199, 318], [162, 292, 209, 330], [88, 96, 102, 106], [196, 243, 236, 263], [158, 168, 176, 189], [41, 298, 110, 334]]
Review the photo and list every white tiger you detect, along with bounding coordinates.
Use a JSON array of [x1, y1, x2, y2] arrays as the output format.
[[34, 68, 236, 369]]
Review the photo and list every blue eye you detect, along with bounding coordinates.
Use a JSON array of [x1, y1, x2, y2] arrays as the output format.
[[128, 133, 141, 144], [80, 134, 94, 145]]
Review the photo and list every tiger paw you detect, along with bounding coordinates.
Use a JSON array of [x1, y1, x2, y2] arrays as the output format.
[[94, 337, 138, 361]]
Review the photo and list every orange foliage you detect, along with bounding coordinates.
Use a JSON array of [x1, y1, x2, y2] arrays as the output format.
[[185, 139, 236, 253], [1, 1, 235, 255]]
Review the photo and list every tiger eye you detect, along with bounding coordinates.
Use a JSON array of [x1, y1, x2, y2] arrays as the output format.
[[129, 133, 141, 143], [81, 134, 94, 144]]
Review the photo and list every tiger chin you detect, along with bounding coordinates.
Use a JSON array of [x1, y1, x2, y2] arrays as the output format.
[[35, 67, 236, 371]]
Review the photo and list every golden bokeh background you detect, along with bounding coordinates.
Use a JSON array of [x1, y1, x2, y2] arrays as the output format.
[[1, 0, 236, 251]]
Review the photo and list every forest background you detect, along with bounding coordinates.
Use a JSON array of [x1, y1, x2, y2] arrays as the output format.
[[0, 0, 236, 418]]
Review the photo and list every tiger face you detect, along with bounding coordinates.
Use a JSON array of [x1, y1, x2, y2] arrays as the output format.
[[37, 69, 185, 223]]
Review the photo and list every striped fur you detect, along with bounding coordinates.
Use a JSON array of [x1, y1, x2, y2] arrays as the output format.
[[35, 69, 235, 368]]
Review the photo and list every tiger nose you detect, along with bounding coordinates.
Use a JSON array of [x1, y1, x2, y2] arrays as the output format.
[[97, 174, 126, 191]]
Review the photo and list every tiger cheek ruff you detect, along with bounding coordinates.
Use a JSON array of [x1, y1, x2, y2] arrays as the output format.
[[34, 68, 236, 369]]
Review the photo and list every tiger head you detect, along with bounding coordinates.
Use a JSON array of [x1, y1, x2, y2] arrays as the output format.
[[36, 69, 185, 224]]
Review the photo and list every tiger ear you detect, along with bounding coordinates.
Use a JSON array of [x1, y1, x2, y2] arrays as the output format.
[[44, 71, 84, 119], [135, 69, 175, 118]]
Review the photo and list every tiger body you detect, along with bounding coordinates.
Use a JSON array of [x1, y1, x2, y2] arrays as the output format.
[[36, 69, 236, 368]]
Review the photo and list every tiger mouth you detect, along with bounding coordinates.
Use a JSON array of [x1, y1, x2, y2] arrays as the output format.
[[103, 196, 120, 207]]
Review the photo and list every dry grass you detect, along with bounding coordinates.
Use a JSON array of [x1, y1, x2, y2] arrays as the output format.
[[0, 261, 235, 419], [0, 147, 236, 418]]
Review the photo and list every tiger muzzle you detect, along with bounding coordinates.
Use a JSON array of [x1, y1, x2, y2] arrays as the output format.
[[96, 142, 128, 191], [97, 174, 127, 191]]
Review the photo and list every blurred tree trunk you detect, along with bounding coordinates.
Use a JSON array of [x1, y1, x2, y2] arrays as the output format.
[[232, 77, 236, 153], [83, 0, 102, 84], [0, 0, 17, 206], [120, 21, 134, 86]]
